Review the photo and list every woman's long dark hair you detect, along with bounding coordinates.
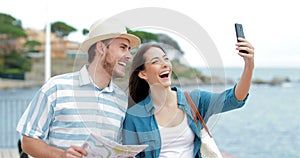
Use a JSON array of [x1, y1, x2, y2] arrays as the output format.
[[128, 43, 166, 108]]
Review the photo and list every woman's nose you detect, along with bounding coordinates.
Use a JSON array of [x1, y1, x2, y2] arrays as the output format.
[[161, 60, 171, 67]]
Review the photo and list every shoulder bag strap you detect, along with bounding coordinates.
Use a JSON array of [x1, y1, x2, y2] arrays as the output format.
[[184, 91, 212, 137]]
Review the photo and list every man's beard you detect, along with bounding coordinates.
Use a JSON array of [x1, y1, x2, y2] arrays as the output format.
[[102, 52, 124, 78], [102, 52, 115, 76]]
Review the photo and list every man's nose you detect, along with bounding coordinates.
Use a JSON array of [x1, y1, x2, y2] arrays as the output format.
[[125, 49, 132, 60]]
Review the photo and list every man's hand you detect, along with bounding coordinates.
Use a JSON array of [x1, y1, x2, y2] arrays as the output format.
[[22, 136, 88, 158], [63, 146, 88, 158]]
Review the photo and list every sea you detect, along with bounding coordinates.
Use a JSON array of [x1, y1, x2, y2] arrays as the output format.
[[0, 67, 299, 158]]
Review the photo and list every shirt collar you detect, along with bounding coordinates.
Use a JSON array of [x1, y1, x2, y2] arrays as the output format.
[[101, 81, 114, 92], [143, 95, 154, 113], [78, 64, 114, 92], [79, 64, 91, 86], [175, 87, 195, 119], [174, 87, 188, 106]]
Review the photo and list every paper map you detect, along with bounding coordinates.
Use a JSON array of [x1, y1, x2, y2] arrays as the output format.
[[82, 133, 148, 158]]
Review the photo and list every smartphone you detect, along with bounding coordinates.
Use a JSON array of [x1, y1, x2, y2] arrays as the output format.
[[235, 23, 247, 53]]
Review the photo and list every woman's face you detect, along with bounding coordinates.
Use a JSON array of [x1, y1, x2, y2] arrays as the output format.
[[138, 47, 172, 88]]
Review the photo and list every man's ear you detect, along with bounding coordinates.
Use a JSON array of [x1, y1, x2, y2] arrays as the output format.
[[138, 71, 147, 80], [96, 41, 105, 54]]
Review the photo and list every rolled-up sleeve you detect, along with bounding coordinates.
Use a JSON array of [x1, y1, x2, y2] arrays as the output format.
[[16, 88, 53, 141], [190, 85, 249, 120], [223, 85, 249, 112]]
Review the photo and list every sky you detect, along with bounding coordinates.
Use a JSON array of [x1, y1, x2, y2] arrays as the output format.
[[1, 0, 300, 68]]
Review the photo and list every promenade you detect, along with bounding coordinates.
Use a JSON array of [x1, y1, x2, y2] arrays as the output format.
[[0, 149, 19, 158], [0, 149, 33, 158]]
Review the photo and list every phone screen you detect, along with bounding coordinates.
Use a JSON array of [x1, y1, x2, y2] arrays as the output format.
[[235, 23, 245, 39]]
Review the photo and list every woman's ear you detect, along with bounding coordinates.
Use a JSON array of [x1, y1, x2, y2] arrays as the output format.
[[138, 71, 147, 80]]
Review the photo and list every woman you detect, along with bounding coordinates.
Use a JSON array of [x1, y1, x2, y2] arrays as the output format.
[[123, 38, 254, 158]]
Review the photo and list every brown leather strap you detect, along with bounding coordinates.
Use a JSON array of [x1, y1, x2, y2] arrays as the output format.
[[184, 91, 212, 137]]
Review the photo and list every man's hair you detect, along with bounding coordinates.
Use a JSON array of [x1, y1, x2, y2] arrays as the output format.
[[87, 38, 112, 63]]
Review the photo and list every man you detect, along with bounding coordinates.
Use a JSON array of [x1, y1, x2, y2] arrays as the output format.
[[16, 18, 141, 158]]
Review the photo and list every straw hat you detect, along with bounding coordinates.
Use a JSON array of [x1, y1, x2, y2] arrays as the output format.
[[80, 18, 141, 52]]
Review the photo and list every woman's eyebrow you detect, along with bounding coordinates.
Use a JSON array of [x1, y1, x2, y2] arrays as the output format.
[[148, 54, 168, 61], [150, 57, 159, 61]]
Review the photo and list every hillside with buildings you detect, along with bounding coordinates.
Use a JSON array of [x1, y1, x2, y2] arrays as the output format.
[[0, 12, 210, 88], [1, 28, 81, 58]]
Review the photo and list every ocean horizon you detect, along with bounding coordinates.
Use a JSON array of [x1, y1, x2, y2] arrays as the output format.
[[198, 67, 300, 81]]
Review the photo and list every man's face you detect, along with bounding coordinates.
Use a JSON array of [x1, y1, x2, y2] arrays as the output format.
[[102, 38, 132, 78]]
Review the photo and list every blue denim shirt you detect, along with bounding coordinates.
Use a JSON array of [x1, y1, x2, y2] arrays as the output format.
[[122, 86, 248, 158]]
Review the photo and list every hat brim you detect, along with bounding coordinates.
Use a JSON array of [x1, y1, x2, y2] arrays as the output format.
[[80, 33, 141, 53]]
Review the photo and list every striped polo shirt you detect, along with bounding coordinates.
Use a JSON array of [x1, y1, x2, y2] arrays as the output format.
[[16, 65, 128, 149]]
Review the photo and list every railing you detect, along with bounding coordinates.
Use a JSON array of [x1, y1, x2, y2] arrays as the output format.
[[0, 99, 31, 148]]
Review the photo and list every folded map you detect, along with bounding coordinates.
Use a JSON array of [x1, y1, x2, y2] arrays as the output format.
[[82, 133, 148, 158]]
